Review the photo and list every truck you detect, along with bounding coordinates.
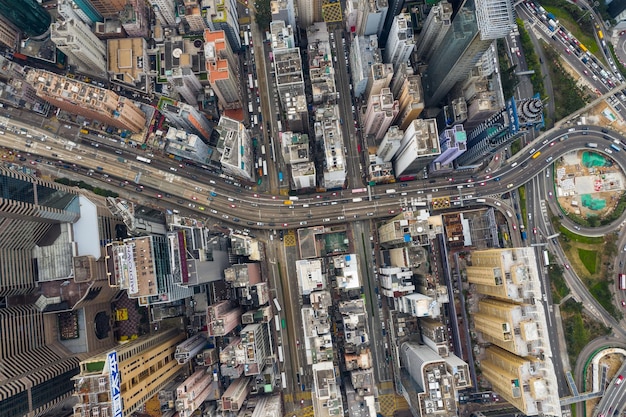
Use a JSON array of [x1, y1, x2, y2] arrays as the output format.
[[521, 231, 527, 240], [278, 171, 283, 182], [548, 19, 558, 29], [385, 189, 396, 194], [586, 143, 598, 148]]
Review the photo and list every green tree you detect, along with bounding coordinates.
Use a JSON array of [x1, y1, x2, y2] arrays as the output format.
[[254, 0, 271, 31]]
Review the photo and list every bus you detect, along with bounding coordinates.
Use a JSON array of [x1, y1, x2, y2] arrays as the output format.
[[275, 315, 280, 331], [352, 188, 367, 194], [273, 297, 282, 312], [543, 250, 549, 267], [248, 74, 254, 89], [531, 151, 541, 159], [136, 156, 151, 164], [244, 30, 249, 46], [579, 43, 588, 53], [278, 345, 284, 362], [248, 102, 253, 114], [610, 144, 621, 152], [262, 160, 268, 176], [281, 372, 287, 389], [620, 274, 626, 290]]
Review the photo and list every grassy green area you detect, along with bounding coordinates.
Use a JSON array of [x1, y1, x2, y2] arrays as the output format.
[[497, 40, 519, 99], [542, 44, 591, 120], [561, 299, 611, 366], [54, 178, 119, 198], [577, 248, 598, 274], [557, 225, 604, 244], [518, 19, 546, 98], [518, 185, 528, 230], [548, 262, 569, 303], [510, 138, 522, 156], [588, 277, 622, 320]]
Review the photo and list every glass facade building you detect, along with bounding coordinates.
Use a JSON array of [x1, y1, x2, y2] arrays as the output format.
[[0, 0, 52, 38], [423, 0, 514, 106]]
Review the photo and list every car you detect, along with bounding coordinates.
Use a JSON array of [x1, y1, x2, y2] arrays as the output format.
[[299, 221, 308, 225], [300, 400, 304, 406], [282, 223, 288, 227], [323, 218, 331, 222], [156, 194, 162, 198], [366, 212, 374, 216], [548, 191, 553, 198], [622, 301, 626, 307], [485, 175, 491, 179], [198, 206, 205, 211], [29, 160, 36, 165], [550, 141, 555, 147], [230, 204, 236, 208], [533, 227, 537, 235], [296, 340, 300, 346], [467, 178, 474, 183], [188, 203, 195, 208], [564, 264, 570, 270], [617, 375, 624, 385], [210, 209, 218, 214], [389, 210, 396, 214], [479, 182, 486, 186], [512, 224, 517, 230], [135, 187, 143, 192], [400, 183, 408, 187]]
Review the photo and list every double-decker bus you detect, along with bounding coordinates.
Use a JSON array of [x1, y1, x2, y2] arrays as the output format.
[[619, 274, 626, 290], [136, 156, 151, 164]]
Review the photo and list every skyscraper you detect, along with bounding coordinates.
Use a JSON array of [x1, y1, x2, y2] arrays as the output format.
[[384, 13, 415, 70], [0, 0, 51, 39], [423, 0, 514, 106], [0, 168, 125, 417], [51, 18, 107, 73]]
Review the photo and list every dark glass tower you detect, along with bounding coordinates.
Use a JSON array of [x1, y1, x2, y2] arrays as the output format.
[[0, 0, 51, 39]]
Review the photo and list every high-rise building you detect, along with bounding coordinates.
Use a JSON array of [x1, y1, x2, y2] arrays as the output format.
[[157, 35, 205, 105], [205, 29, 242, 110], [148, 0, 177, 26], [73, 328, 187, 417], [157, 98, 214, 140], [314, 105, 346, 189], [308, 23, 337, 104], [474, 298, 541, 357], [0, 0, 51, 39], [399, 342, 470, 417], [432, 124, 467, 167], [389, 61, 414, 98], [204, 0, 241, 52], [51, 18, 107, 73], [85, 0, 127, 17], [394, 74, 424, 130], [215, 116, 254, 180], [376, 125, 403, 162], [312, 362, 345, 417], [384, 13, 415, 70], [423, 0, 515, 106], [349, 35, 383, 98], [119, 0, 149, 38], [0, 168, 125, 417], [271, 0, 297, 31], [366, 62, 394, 99], [106, 235, 195, 306], [465, 248, 539, 303], [414, 1, 453, 62], [57, 0, 99, 26], [0, 15, 18, 49], [165, 127, 211, 165], [393, 118, 439, 176], [207, 301, 243, 336], [296, 0, 322, 26], [274, 47, 308, 132], [480, 346, 549, 416], [363, 87, 399, 141], [27, 69, 147, 132], [182, 0, 208, 33], [353, 0, 388, 37], [107, 37, 151, 92]]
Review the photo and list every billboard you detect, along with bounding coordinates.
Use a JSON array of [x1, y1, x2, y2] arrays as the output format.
[[107, 351, 124, 417]]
